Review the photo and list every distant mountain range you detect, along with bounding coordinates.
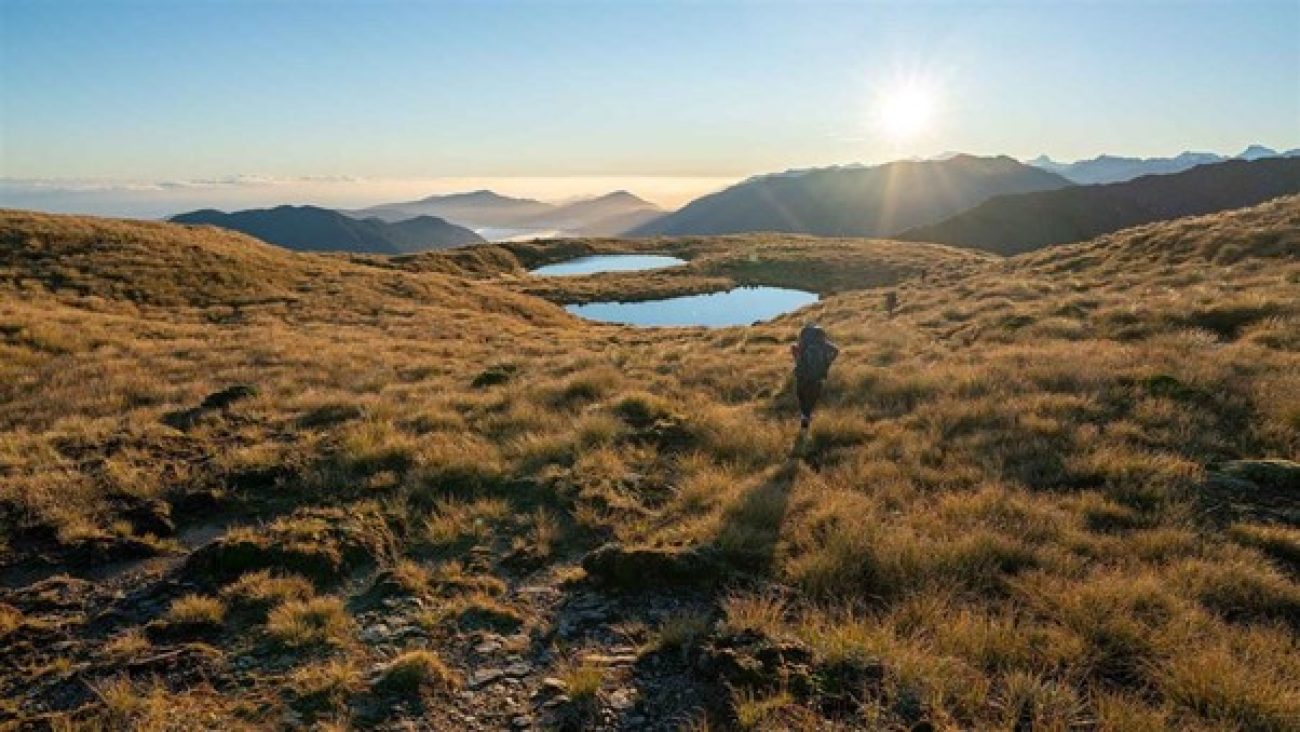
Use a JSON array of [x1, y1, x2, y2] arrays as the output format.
[[171, 205, 484, 254], [351, 190, 663, 236], [163, 144, 1300, 251], [628, 155, 1072, 237], [898, 157, 1300, 255], [1026, 145, 1300, 185]]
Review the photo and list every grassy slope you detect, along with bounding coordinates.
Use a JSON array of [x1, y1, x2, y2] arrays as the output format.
[[0, 200, 1297, 730]]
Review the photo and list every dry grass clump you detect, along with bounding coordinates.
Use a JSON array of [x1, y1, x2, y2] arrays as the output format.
[[426, 592, 526, 634], [721, 593, 790, 638], [732, 688, 797, 730], [290, 657, 364, 713], [102, 628, 152, 659], [162, 594, 225, 632], [374, 649, 460, 694], [419, 497, 509, 554], [653, 610, 714, 654], [1155, 629, 1300, 731], [84, 676, 255, 732], [265, 597, 353, 648], [219, 570, 315, 620], [554, 658, 604, 705], [0, 603, 22, 637], [1228, 522, 1300, 569], [1174, 557, 1300, 628]]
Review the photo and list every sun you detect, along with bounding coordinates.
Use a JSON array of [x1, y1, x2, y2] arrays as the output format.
[[874, 81, 938, 141]]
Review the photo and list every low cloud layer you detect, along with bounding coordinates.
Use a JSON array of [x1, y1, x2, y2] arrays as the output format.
[[0, 176, 735, 219]]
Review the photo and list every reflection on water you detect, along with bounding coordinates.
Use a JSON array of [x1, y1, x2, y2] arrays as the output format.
[[566, 286, 818, 327], [530, 254, 686, 276]]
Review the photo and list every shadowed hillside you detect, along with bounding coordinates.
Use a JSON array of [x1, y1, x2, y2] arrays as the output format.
[[1, 200, 1297, 730], [899, 157, 1300, 255], [354, 190, 555, 227], [355, 190, 665, 237], [629, 155, 1072, 237], [171, 205, 484, 254]]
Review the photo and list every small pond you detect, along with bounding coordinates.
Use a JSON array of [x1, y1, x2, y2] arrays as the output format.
[[529, 254, 686, 277], [566, 286, 818, 327]]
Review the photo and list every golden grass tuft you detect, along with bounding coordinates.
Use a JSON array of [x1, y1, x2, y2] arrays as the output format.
[[374, 649, 460, 694], [163, 594, 225, 629], [265, 597, 353, 648], [219, 570, 315, 620]]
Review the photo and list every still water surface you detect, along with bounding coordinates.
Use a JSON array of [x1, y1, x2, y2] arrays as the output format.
[[566, 286, 818, 327], [529, 254, 687, 276]]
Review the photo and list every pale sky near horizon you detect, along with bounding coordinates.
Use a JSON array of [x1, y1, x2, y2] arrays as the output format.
[[2, 0, 1298, 214]]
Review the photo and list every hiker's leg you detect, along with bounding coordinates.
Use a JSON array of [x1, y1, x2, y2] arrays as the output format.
[[805, 379, 823, 418], [796, 378, 820, 427], [795, 379, 810, 423]]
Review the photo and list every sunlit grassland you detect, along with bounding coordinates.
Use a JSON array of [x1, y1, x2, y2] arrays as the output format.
[[0, 198, 1297, 729]]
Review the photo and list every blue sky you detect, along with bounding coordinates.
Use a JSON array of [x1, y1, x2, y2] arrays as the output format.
[[1, 0, 1297, 208]]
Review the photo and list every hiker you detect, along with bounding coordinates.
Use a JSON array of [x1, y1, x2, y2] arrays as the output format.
[[791, 323, 839, 430], [884, 290, 898, 318]]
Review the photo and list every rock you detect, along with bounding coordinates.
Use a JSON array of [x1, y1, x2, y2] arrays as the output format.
[[504, 661, 532, 677], [475, 640, 503, 654], [391, 624, 425, 640], [609, 688, 636, 710], [511, 716, 533, 729], [581, 653, 638, 667], [581, 543, 726, 589], [470, 668, 506, 688], [538, 677, 569, 695], [1214, 459, 1300, 492], [359, 624, 390, 644]]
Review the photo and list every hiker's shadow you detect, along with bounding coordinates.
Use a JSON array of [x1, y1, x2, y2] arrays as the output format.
[[713, 460, 799, 577]]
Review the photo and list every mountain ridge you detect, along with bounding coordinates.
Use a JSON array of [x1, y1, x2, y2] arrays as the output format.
[[352, 189, 664, 236], [629, 154, 1072, 237], [170, 204, 484, 254], [898, 157, 1300, 255], [1026, 144, 1300, 184]]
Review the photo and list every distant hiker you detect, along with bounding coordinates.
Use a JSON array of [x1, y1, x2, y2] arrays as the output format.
[[884, 290, 899, 318], [791, 323, 839, 430]]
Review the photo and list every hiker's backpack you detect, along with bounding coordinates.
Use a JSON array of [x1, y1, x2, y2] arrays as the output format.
[[797, 327, 834, 380]]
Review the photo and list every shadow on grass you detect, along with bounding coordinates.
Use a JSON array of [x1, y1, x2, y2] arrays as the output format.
[[714, 460, 799, 577]]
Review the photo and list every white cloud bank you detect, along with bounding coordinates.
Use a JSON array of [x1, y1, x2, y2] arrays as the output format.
[[0, 175, 736, 219]]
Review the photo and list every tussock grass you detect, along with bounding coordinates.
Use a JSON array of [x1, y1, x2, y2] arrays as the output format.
[[265, 597, 353, 648], [163, 594, 225, 631], [219, 570, 315, 621], [290, 657, 364, 713], [555, 658, 603, 705], [374, 650, 460, 694], [0, 604, 21, 637], [653, 610, 714, 654]]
